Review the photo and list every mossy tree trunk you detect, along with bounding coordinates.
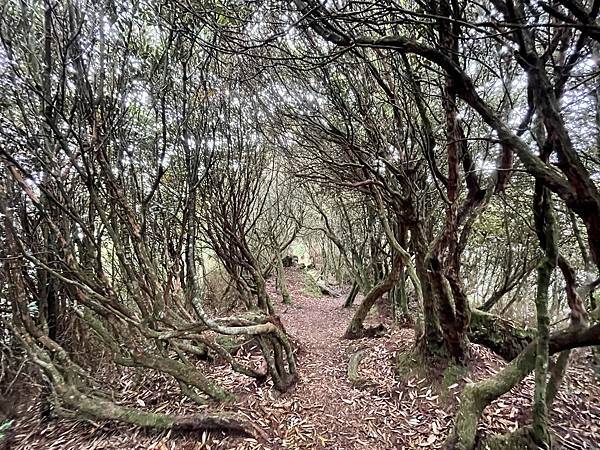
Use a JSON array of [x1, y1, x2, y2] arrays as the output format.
[[445, 324, 600, 450], [391, 269, 410, 323], [275, 250, 292, 304], [428, 252, 471, 363], [413, 233, 445, 359], [530, 172, 558, 447], [531, 257, 553, 447], [344, 254, 403, 339]]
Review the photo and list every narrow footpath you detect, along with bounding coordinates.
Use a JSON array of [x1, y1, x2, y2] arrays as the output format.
[[13, 268, 600, 449]]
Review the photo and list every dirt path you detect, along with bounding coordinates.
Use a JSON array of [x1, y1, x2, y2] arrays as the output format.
[[278, 292, 378, 448], [248, 270, 434, 450], [239, 268, 600, 450], [12, 268, 600, 449], [12, 269, 438, 450]]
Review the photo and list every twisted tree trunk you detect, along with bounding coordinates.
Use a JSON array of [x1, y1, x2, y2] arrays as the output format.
[[445, 324, 600, 450], [344, 280, 360, 308], [344, 254, 402, 339]]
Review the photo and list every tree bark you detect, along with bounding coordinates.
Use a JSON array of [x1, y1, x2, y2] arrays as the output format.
[[344, 280, 359, 308], [445, 323, 600, 450], [414, 242, 445, 359], [344, 254, 402, 339], [275, 251, 292, 304], [391, 271, 411, 324]]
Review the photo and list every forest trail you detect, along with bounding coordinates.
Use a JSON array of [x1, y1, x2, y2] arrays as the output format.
[[12, 267, 600, 449], [275, 283, 399, 449], [250, 269, 453, 449], [236, 267, 600, 450]]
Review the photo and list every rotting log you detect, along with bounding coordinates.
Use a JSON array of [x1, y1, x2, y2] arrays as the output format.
[[317, 280, 340, 297]]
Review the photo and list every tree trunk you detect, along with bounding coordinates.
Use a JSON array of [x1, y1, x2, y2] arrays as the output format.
[[468, 309, 534, 361], [531, 257, 553, 447], [391, 270, 411, 324], [344, 254, 402, 339], [344, 280, 359, 308], [414, 243, 445, 358], [445, 323, 600, 450], [275, 251, 292, 304]]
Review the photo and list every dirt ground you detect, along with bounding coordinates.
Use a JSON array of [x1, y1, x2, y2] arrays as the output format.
[[11, 268, 600, 449]]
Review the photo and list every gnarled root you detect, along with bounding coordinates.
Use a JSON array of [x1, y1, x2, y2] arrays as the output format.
[[347, 349, 372, 388], [20, 333, 267, 441], [344, 324, 387, 340], [55, 383, 266, 440]]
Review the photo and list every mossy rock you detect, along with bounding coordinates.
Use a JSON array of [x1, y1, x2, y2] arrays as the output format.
[[302, 270, 322, 298]]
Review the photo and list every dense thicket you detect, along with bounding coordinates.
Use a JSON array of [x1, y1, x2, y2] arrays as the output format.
[[1, 0, 599, 449]]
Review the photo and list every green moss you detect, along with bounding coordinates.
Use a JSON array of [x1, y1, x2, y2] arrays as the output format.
[[396, 351, 428, 381], [442, 363, 467, 390], [367, 304, 379, 319], [302, 270, 322, 298], [482, 428, 538, 450], [440, 363, 468, 404], [215, 335, 242, 354]]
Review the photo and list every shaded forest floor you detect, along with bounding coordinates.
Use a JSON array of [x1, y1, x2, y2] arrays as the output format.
[[11, 267, 600, 449]]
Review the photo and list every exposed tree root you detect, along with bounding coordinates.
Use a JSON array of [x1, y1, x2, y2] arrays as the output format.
[[347, 349, 368, 387], [57, 384, 266, 440], [344, 324, 386, 340], [481, 427, 538, 450], [20, 333, 267, 442]]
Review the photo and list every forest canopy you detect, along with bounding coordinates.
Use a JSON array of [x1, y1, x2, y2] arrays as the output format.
[[0, 0, 599, 449]]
